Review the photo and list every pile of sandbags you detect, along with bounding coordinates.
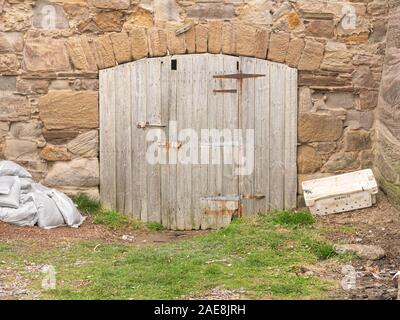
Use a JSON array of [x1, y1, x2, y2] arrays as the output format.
[[0, 161, 85, 229]]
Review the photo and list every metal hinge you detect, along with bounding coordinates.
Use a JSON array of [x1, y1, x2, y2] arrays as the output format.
[[214, 73, 265, 80]]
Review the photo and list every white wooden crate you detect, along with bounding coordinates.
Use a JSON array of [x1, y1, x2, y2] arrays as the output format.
[[302, 169, 378, 216]]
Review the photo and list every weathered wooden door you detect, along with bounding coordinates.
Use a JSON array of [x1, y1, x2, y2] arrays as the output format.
[[100, 54, 297, 230]]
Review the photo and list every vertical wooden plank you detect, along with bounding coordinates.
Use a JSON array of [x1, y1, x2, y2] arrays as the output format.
[[191, 54, 208, 229], [114, 65, 124, 212], [284, 68, 298, 209], [160, 56, 171, 228], [185, 55, 194, 230], [130, 62, 140, 220], [221, 55, 240, 227], [254, 59, 270, 214], [201, 54, 225, 229], [115, 64, 133, 215], [123, 64, 133, 216], [176, 55, 193, 230], [269, 62, 285, 210], [239, 57, 256, 216], [168, 56, 178, 230], [146, 58, 162, 223], [99, 68, 117, 210], [222, 55, 240, 198], [135, 59, 148, 221]]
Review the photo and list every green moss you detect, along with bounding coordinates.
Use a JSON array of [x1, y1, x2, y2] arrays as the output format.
[[72, 194, 102, 215], [270, 211, 316, 226], [72, 194, 145, 231], [146, 222, 166, 231]]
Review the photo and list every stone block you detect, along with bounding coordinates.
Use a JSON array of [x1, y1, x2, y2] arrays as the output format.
[[110, 32, 132, 63], [39, 91, 99, 130], [130, 27, 148, 60], [44, 158, 99, 188], [267, 32, 290, 63], [24, 38, 70, 72], [148, 28, 167, 57], [91, 35, 116, 69], [40, 144, 72, 161], [66, 36, 98, 72], [298, 40, 324, 71], [297, 145, 322, 174], [285, 38, 305, 68], [299, 113, 343, 143], [195, 24, 208, 53]]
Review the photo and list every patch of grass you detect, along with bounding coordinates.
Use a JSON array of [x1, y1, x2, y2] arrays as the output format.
[[338, 225, 359, 235], [73, 194, 102, 215], [0, 242, 11, 253], [72, 194, 145, 231], [338, 251, 359, 263], [270, 211, 315, 226], [0, 211, 338, 300], [93, 210, 144, 231], [146, 222, 166, 231], [305, 240, 336, 260]]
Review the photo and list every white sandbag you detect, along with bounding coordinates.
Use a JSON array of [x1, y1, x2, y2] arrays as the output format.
[[20, 193, 33, 205], [31, 192, 65, 229], [0, 161, 32, 178], [20, 178, 33, 190], [50, 190, 85, 228], [0, 176, 15, 195], [0, 161, 85, 229], [0, 176, 20, 209], [31, 183, 52, 194], [20, 178, 34, 195], [0, 200, 38, 227]]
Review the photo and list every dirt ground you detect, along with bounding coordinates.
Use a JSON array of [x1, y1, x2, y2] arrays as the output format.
[[0, 216, 207, 247], [1, 192, 400, 300], [315, 193, 400, 300]]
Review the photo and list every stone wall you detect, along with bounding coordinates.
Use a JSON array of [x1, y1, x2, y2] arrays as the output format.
[[375, 1, 400, 206], [0, 0, 390, 202]]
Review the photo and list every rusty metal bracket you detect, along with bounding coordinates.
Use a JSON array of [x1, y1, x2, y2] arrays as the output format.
[[202, 194, 265, 202], [137, 122, 167, 129], [159, 141, 183, 149], [242, 194, 266, 200], [203, 196, 241, 201], [213, 73, 265, 80], [201, 141, 241, 148], [213, 89, 238, 94]]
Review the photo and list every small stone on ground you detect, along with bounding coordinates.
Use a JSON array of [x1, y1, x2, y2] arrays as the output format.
[[334, 244, 386, 261]]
